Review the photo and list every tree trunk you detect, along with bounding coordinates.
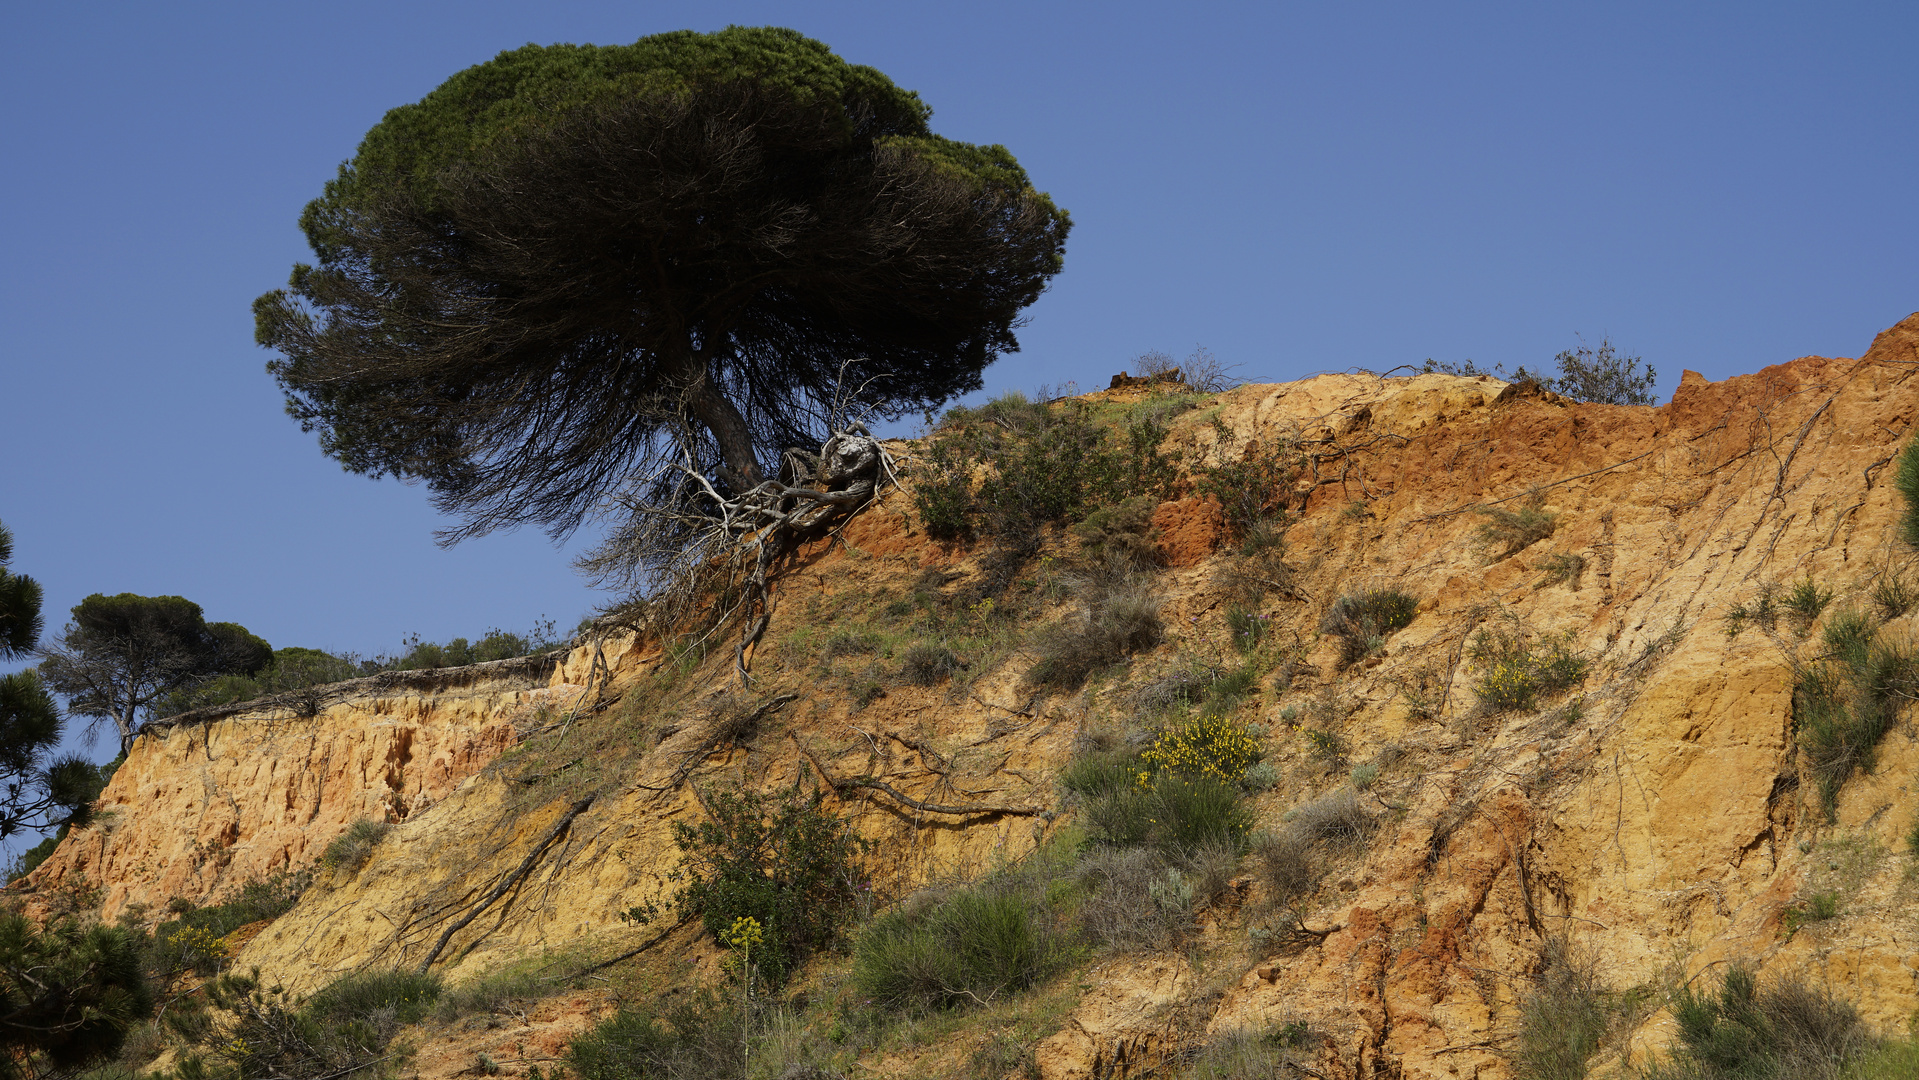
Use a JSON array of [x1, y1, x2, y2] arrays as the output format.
[[686, 375, 764, 487], [669, 341, 765, 487]]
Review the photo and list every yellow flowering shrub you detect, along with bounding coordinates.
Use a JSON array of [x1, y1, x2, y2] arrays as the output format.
[[164, 925, 230, 973], [1138, 713, 1263, 785]]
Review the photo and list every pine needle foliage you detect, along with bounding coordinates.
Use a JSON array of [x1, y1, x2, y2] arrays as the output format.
[[259, 26, 1071, 551], [1896, 437, 1919, 551]]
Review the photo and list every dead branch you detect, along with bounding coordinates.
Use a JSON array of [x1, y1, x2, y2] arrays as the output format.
[[416, 795, 595, 974], [787, 733, 1043, 817]]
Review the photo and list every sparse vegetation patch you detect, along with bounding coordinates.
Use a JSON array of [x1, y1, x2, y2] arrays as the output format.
[[1468, 627, 1586, 713], [1320, 588, 1419, 667]]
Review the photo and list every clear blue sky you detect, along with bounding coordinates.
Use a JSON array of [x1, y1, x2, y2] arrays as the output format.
[[2, 3, 1916, 768]]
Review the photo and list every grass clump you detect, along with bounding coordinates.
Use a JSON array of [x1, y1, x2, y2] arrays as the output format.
[[1869, 574, 1917, 621], [1725, 583, 1782, 637], [1247, 788, 1375, 910], [1784, 578, 1836, 628], [853, 888, 1066, 1012], [1641, 966, 1871, 1080], [1476, 497, 1557, 560], [1320, 588, 1419, 667], [1468, 627, 1586, 713], [900, 643, 962, 686], [853, 852, 1081, 1014], [320, 818, 391, 873], [1084, 776, 1251, 853], [1512, 936, 1614, 1080], [1059, 751, 1139, 800], [1783, 892, 1841, 935]]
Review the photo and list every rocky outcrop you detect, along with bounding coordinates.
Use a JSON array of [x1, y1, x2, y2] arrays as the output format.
[[34, 314, 1919, 1079]]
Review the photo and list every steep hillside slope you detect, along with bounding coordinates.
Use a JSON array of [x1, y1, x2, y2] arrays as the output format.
[[31, 314, 1919, 1080]]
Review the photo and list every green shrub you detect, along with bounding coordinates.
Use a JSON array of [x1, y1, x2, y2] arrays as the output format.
[[320, 819, 391, 873], [1476, 501, 1557, 560], [568, 993, 746, 1080], [1469, 628, 1586, 712], [303, 968, 441, 1030], [1084, 776, 1250, 853], [912, 436, 980, 542], [1320, 589, 1419, 666], [1896, 438, 1919, 551], [853, 881, 1073, 1012], [1073, 496, 1161, 570], [912, 397, 1177, 549], [1193, 440, 1301, 547], [1795, 615, 1919, 814], [667, 786, 872, 988], [147, 870, 310, 978], [167, 967, 441, 1080], [1643, 966, 1869, 1080], [1026, 581, 1163, 691]]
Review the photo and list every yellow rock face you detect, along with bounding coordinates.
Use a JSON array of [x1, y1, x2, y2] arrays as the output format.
[[13, 665, 586, 923], [33, 314, 1919, 1079]]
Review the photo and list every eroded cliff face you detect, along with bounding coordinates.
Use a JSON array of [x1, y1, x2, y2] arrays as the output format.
[[36, 315, 1919, 1079], [13, 659, 595, 922]]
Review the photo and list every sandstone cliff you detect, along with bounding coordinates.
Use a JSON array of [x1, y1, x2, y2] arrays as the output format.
[[31, 314, 1919, 1079]]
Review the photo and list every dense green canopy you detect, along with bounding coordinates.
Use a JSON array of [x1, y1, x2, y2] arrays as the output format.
[[258, 26, 1070, 542], [38, 593, 272, 757]]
